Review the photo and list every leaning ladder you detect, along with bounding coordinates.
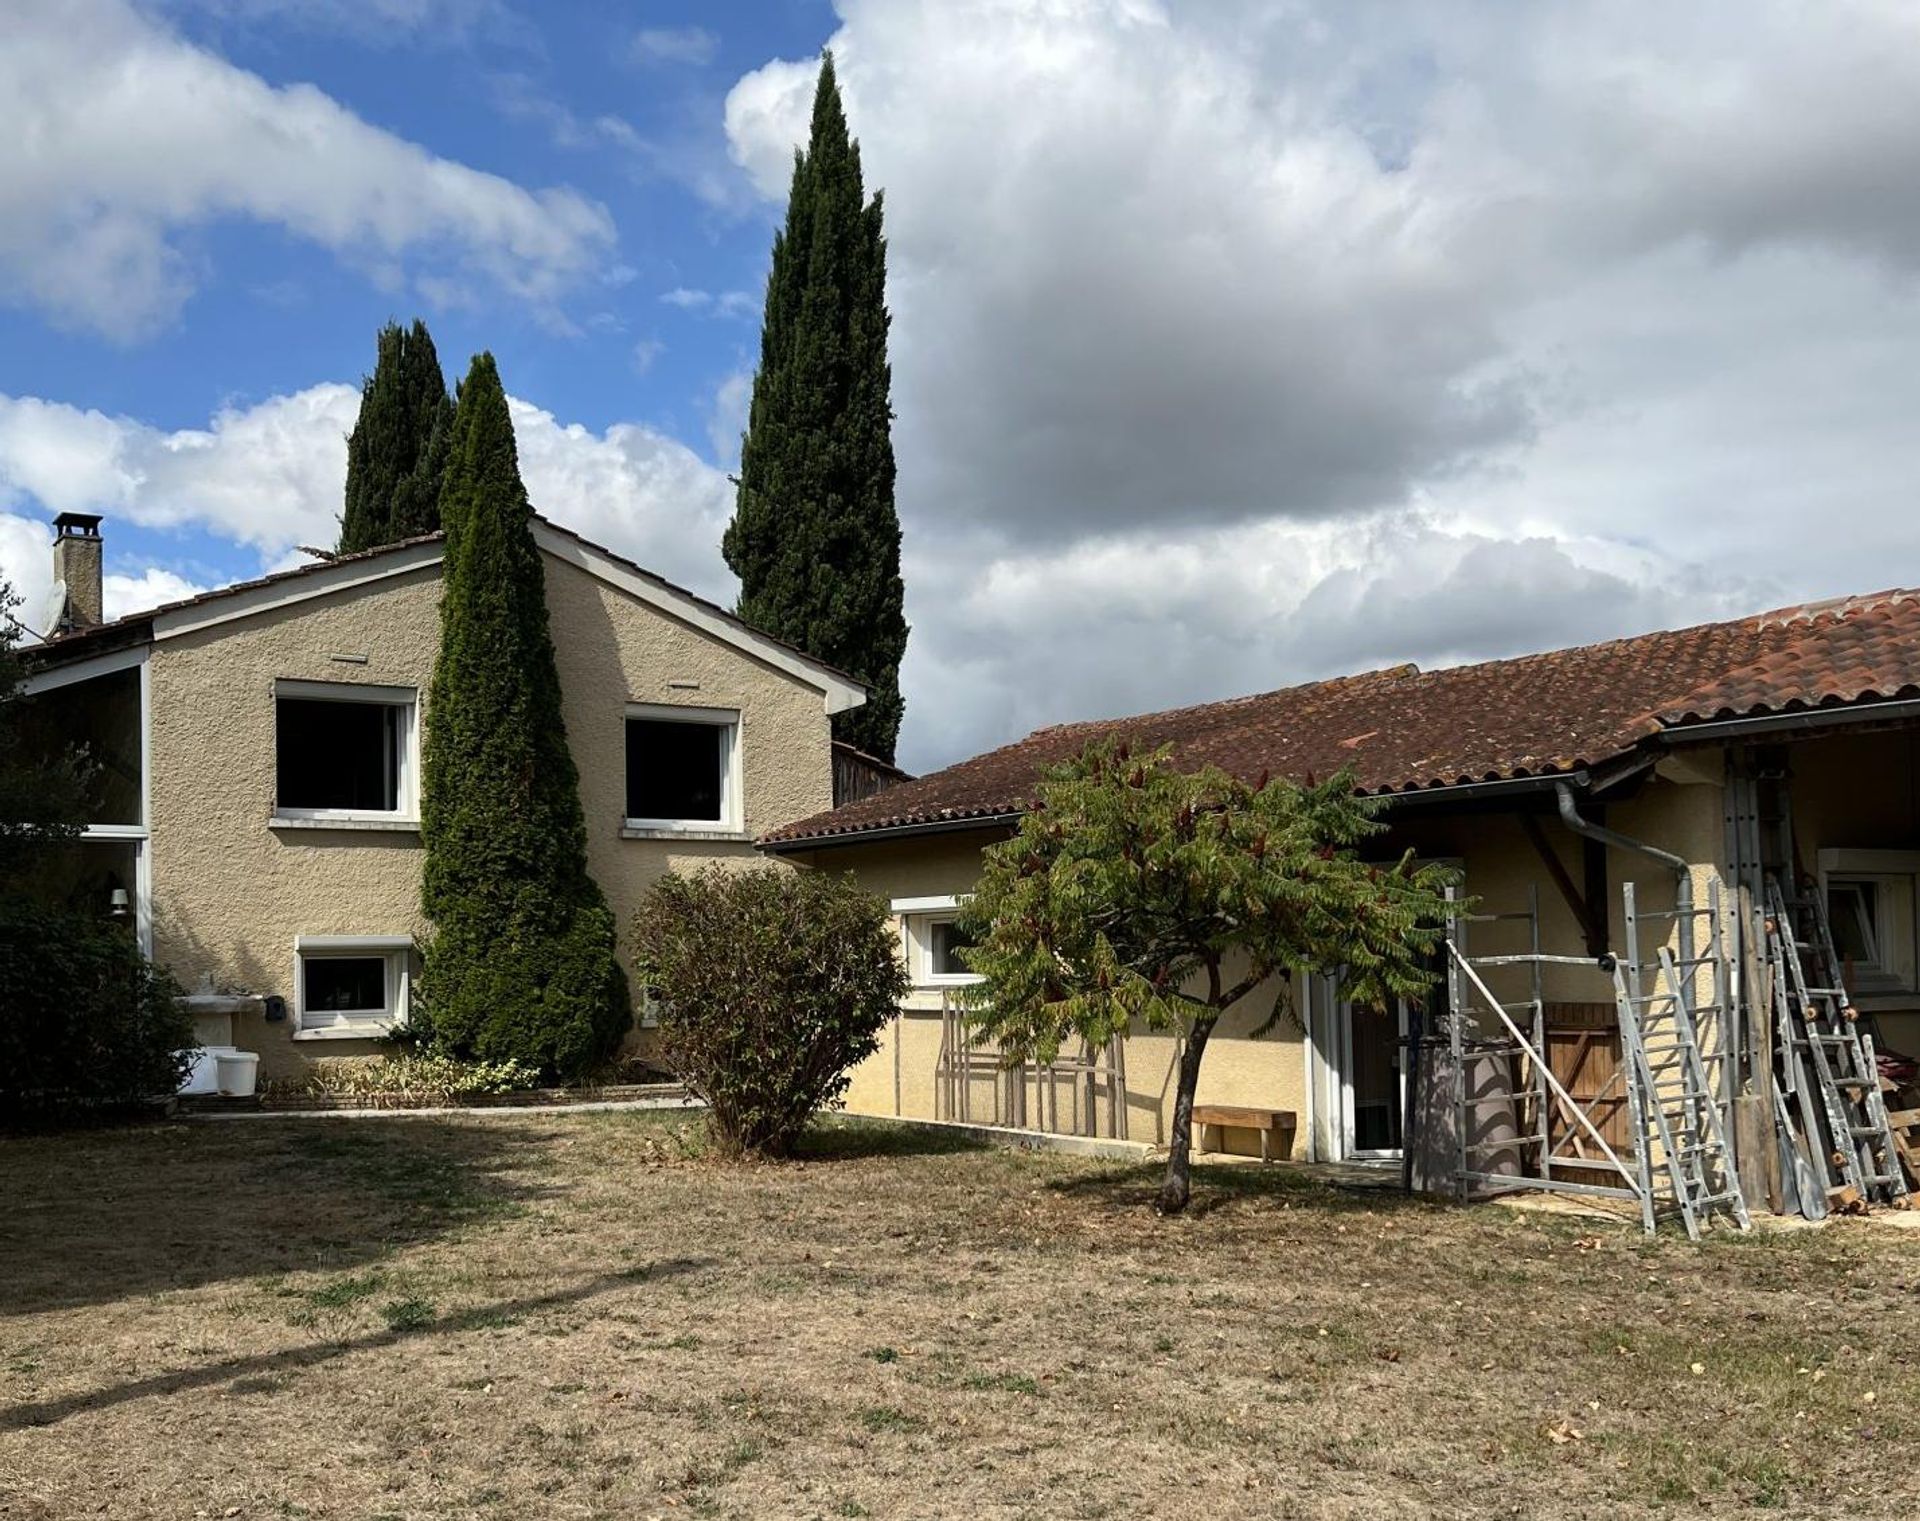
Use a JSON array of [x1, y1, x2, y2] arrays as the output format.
[[1609, 936, 1751, 1242], [1764, 875, 1909, 1207]]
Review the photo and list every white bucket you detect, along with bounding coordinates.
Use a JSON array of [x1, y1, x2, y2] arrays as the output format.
[[214, 1049, 260, 1098], [177, 1048, 219, 1096]]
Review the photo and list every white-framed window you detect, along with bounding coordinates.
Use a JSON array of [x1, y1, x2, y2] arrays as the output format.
[[624, 703, 741, 833], [293, 935, 412, 1038], [273, 679, 418, 826], [1818, 849, 1920, 997], [892, 895, 983, 987]]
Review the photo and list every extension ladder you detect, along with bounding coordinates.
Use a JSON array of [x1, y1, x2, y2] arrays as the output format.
[[1765, 875, 1909, 1207]]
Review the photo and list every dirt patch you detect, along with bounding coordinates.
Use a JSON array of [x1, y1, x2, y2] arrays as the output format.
[[1, 1112, 1915, 1519]]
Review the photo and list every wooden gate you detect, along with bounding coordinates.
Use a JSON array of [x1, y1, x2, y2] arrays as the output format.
[[1543, 1001, 1634, 1185]]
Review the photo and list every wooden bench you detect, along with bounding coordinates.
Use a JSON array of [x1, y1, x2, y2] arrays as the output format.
[[1190, 1104, 1297, 1163]]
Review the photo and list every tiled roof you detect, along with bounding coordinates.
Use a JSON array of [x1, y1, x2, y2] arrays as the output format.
[[764, 589, 1920, 846]]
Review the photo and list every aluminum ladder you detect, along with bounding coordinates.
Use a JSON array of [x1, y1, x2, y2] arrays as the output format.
[[1609, 944, 1750, 1241], [1765, 875, 1909, 1207]]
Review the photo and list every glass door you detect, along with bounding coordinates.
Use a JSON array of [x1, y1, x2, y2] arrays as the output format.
[[1341, 1000, 1407, 1159]]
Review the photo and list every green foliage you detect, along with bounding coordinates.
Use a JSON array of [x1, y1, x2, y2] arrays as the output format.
[[961, 741, 1461, 1051], [723, 52, 908, 761], [417, 352, 630, 1078], [960, 740, 1462, 1210], [0, 895, 191, 1125], [631, 866, 909, 1159], [338, 319, 454, 554], [0, 580, 89, 880]]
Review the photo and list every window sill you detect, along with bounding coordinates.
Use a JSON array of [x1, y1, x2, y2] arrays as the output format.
[[292, 1024, 398, 1041], [620, 824, 751, 843], [271, 815, 420, 834], [916, 977, 985, 991]]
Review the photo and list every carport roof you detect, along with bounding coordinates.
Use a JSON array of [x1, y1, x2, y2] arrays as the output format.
[[763, 588, 1920, 848]]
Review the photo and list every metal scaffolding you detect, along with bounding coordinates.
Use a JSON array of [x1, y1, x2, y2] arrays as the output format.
[[934, 990, 1129, 1140]]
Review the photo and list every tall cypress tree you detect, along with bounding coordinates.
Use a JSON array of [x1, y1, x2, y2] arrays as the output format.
[[338, 319, 455, 554], [723, 51, 908, 761], [417, 353, 630, 1077]]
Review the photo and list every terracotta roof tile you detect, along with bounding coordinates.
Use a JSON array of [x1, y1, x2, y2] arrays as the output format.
[[766, 589, 1920, 846]]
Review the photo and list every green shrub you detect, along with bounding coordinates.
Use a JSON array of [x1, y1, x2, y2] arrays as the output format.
[[632, 867, 908, 1158], [0, 898, 190, 1125], [268, 1050, 540, 1104]]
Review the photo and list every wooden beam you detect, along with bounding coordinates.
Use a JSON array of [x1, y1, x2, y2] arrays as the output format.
[[1519, 811, 1609, 957]]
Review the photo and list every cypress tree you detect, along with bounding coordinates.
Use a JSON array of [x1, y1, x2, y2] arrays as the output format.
[[417, 353, 630, 1077], [723, 51, 908, 761], [338, 319, 455, 554]]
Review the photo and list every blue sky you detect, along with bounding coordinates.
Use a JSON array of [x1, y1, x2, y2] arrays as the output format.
[[6, 2, 1920, 772]]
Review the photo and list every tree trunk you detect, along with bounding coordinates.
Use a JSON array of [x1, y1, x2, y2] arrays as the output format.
[[1157, 1011, 1220, 1214]]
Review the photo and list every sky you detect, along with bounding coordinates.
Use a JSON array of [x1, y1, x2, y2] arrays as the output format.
[[4, 1, 1920, 775]]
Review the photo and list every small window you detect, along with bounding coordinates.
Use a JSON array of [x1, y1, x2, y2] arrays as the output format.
[[295, 936, 410, 1037], [625, 705, 739, 830], [928, 917, 977, 979], [274, 681, 417, 822], [1824, 873, 1915, 994], [895, 898, 983, 987]]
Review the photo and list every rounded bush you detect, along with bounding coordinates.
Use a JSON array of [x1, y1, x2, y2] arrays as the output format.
[[632, 867, 908, 1158]]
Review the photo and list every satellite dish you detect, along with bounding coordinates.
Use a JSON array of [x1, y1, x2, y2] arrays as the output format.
[[42, 578, 67, 635]]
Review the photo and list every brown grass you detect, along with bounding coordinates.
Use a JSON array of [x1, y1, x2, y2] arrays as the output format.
[[1, 1112, 1915, 1520]]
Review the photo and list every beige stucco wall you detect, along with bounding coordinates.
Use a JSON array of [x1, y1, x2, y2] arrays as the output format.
[[797, 769, 1739, 1161], [147, 552, 834, 1079]]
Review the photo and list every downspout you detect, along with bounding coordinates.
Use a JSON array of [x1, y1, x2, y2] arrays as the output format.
[[1553, 781, 1690, 883], [1554, 778, 1695, 1010]]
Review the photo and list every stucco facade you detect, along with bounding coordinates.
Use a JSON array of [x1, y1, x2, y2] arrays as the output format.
[[788, 768, 1741, 1162], [137, 540, 844, 1079]]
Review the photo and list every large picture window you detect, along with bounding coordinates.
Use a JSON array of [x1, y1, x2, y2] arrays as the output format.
[[624, 705, 740, 832], [274, 680, 417, 824]]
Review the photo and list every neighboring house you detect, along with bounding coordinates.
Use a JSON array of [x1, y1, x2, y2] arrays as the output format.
[[19, 512, 867, 1079], [764, 589, 1920, 1187]]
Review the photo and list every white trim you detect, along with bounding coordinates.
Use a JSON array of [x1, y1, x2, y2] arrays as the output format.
[[293, 935, 412, 1037], [273, 678, 420, 825], [890, 894, 963, 914], [154, 541, 444, 641], [18, 641, 146, 696], [623, 702, 742, 833], [536, 522, 868, 715]]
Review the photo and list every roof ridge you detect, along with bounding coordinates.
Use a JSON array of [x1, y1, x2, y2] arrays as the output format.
[[1749, 587, 1920, 628]]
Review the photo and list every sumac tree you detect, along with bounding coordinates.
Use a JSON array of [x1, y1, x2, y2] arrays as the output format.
[[959, 741, 1460, 1213]]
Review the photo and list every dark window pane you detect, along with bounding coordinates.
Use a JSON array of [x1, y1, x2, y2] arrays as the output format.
[[1828, 883, 1879, 967], [276, 698, 400, 812], [303, 956, 388, 1014], [626, 718, 724, 822], [16, 666, 142, 824], [930, 918, 976, 976]]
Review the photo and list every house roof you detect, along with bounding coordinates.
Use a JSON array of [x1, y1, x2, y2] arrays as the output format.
[[21, 516, 869, 711], [763, 588, 1920, 847]]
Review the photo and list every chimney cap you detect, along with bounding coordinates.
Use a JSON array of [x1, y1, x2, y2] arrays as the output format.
[[52, 512, 103, 538]]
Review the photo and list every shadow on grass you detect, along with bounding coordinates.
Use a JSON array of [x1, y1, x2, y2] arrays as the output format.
[[794, 1115, 995, 1163], [0, 1259, 714, 1431], [0, 1117, 563, 1318], [1043, 1159, 1443, 1219]]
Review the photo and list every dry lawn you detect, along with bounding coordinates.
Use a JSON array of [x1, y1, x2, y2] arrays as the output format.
[[1, 1111, 1916, 1520]]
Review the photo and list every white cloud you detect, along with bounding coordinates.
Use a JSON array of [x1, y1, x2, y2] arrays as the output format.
[[2, 0, 614, 338], [0, 383, 740, 640], [706, 371, 753, 469], [631, 26, 719, 68], [720, 0, 1920, 770]]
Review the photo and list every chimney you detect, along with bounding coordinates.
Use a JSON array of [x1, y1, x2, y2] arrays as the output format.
[[51, 512, 104, 632]]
